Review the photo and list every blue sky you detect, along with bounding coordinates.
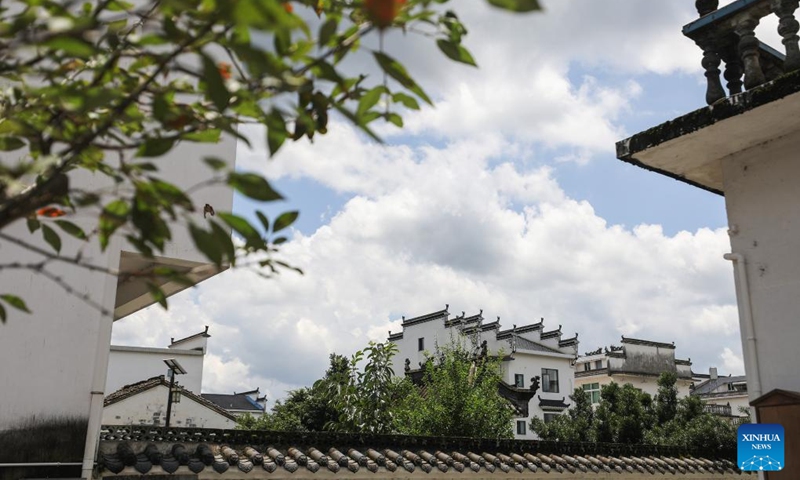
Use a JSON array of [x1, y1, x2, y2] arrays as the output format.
[[115, 0, 753, 399]]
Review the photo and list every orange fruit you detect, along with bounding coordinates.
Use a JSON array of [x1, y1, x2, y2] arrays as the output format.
[[364, 0, 406, 29], [37, 207, 67, 218], [217, 62, 232, 80]]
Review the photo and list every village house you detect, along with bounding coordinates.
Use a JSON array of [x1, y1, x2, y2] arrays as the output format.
[[387, 306, 578, 439], [691, 368, 750, 419], [575, 337, 695, 404]]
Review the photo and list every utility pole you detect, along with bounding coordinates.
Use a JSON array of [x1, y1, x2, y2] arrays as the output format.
[[163, 358, 187, 428]]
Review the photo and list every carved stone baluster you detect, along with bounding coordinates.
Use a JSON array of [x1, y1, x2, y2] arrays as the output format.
[[736, 17, 767, 89], [696, 0, 719, 16], [700, 42, 726, 104], [772, 0, 800, 72], [722, 53, 744, 94]]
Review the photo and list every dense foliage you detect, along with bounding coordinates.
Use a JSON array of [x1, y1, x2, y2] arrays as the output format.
[[530, 372, 740, 458], [238, 340, 514, 438], [0, 0, 540, 320]]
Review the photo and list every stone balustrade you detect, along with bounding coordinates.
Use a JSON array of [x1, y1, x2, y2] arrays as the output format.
[[684, 0, 800, 104]]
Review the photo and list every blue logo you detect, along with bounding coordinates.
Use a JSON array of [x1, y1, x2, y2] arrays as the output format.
[[738, 423, 784, 471]]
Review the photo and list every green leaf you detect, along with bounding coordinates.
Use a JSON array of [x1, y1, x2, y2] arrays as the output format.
[[204, 157, 228, 171], [385, 112, 403, 127], [357, 86, 386, 118], [1, 294, 31, 313], [319, 18, 338, 47], [27, 217, 40, 233], [55, 220, 87, 240], [0, 303, 5, 323], [190, 223, 223, 267], [202, 55, 231, 111], [41, 224, 61, 254], [266, 110, 287, 156], [183, 129, 221, 143], [43, 37, 96, 58], [99, 200, 130, 250], [146, 282, 168, 309], [228, 172, 283, 202], [210, 220, 235, 265], [218, 212, 265, 249], [273, 211, 299, 233], [486, 0, 541, 12], [373, 52, 432, 105], [436, 39, 477, 67], [137, 137, 175, 157], [392, 92, 420, 110], [256, 211, 270, 233], [0, 136, 25, 151]]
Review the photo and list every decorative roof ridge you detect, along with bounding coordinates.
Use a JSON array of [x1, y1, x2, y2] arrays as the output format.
[[444, 311, 482, 327], [235, 388, 260, 396], [558, 333, 579, 346], [170, 325, 211, 346], [105, 376, 237, 421], [104, 376, 165, 406], [496, 319, 545, 338], [540, 324, 562, 339], [400, 305, 450, 327], [620, 336, 676, 349]]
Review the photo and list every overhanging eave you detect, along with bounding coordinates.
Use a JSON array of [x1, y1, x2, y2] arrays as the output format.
[[616, 69, 800, 195]]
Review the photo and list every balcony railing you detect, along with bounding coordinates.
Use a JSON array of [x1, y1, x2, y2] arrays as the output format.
[[684, 0, 800, 104], [704, 403, 733, 416]]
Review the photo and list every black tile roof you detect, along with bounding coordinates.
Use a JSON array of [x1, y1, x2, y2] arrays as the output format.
[[170, 326, 210, 347], [105, 377, 237, 421], [538, 396, 570, 410], [96, 426, 746, 477], [513, 336, 561, 354], [621, 336, 676, 349], [692, 375, 748, 396], [202, 393, 265, 412], [400, 307, 449, 327]]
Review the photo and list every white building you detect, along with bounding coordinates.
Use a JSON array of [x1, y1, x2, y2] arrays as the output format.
[[691, 368, 750, 420], [387, 306, 578, 439], [0, 127, 236, 479], [106, 327, 210, 395], [575, 337, 694, 404], [103, 376, 237, 429]]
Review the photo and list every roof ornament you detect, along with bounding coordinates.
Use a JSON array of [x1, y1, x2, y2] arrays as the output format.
[[204, 325, 209, 334], [445, 303, 449, 312]]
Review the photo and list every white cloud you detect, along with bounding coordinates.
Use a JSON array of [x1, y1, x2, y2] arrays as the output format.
[[117, 121, 743, 399], [721, 347, 745, 375]]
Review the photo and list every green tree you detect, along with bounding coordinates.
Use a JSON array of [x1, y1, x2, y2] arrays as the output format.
[[395, 343, 514, 439], [238, 353, 348, 431], [529, 387, 596, 442], [654, 372, 679, 424], [0, 0, 540, 320], [324, 341, 407, 434]]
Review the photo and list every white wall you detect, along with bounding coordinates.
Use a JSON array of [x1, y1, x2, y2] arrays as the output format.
[[0, 136, 235, 439], [722, 132, 800, 400], [102, 384, 235, 429], [106, 346, 204, 394]]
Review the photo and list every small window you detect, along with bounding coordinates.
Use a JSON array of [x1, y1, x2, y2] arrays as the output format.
[[584, 362, 591, 371], [542, 368, 559, 393], [582, 382, 601, 404], [595, 360, 603, 369], [514, 374, 524, 388], [418, 338, 425, 351], [543, 413, 559, 424], [516, 420, 526, 435]]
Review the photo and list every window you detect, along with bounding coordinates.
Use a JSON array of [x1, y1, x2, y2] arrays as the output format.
[[514, 374, 524, 388], [418, 338, 424, 351], [595, 360, 603, 369], [541, 368, 559, 393], [516, 420, 526, 435], [583, 362, 591, 371], [582, 382, 601, 404], [543, 413, 559, 424]]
